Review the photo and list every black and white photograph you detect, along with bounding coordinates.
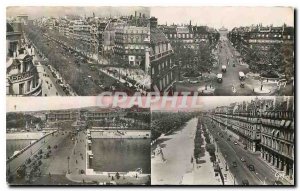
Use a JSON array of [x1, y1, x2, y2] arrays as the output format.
[[150, 7, 294, 96], [3, 3, 297, 188], [6, 97, 151, 185], [6, 6, 151, 96], [151, 96, 294, 185]]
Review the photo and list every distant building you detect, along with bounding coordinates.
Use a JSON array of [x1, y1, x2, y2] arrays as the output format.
[[46, 110, 77, 121], [46, 108, 126, 122], [228, 24, 294, 54], [219, 26, 228, 33], [16, 14, 29, 25]]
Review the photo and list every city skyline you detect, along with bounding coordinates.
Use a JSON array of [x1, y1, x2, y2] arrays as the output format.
[[151, 7, 294, 29], [6, 6, 150, 19]]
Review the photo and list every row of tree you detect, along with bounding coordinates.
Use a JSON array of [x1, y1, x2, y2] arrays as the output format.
[[24, 24, 104, 95], [7, 113, 43, 130], [194, 120, 204, 162], [243, 44, 294, 80], [151, 112, 194, 141], [202, 123, 216, 162], [171, 41, 217, 78]]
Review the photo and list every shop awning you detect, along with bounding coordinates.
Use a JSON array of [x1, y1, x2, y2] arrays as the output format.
[[271, 129, 275, 136], [285, 120, 291, 128], [280, 120, 286, 127]]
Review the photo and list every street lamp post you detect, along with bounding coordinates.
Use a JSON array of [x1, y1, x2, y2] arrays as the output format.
[[234, 175, 236, 185], [67, 156, 70, 174]]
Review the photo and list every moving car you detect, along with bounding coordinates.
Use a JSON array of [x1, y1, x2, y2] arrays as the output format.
[[242, 179, 249, 185], [222, 65, 227, 72], [248, 164, 255, 171], [240, 81, 245, 88], [189, 80, 199, 84], [232, 161, 237, 167], [217, 73, 223, 83], [239, 72, 245, 80]]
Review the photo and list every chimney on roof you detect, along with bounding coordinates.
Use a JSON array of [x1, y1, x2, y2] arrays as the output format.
[[150, 17, 158, 29]]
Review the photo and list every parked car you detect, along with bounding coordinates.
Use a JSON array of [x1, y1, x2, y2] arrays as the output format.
[[234, 141, 238, 145], [241, 157, 246, 162]]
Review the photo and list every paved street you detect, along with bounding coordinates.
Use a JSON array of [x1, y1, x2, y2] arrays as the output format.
[[151, 118, 197, 185], [174, 32, 287, 96], [202, 117, 285, 185], [213, 34, 252, 95]]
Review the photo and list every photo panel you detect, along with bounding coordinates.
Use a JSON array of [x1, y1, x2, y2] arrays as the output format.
[[150, 7, 294, 96], [6, 6, 151, 96], [6, 96, 151, 185], [151, 96, 294, 185]]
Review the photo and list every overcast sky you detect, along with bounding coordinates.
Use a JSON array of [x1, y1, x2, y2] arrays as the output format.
[[6, 6, 150, 19], [151, 7, 294, 30], [7, 97, 99, 112]]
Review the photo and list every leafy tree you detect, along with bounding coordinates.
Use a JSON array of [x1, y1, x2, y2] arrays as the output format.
[[205, 144, 216, 156]]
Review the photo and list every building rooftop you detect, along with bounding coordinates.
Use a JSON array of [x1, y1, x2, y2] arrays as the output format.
[[150, 28, 169, 44]]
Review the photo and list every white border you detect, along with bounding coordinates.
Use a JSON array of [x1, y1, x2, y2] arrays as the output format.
[[1, 0, 299, 190]]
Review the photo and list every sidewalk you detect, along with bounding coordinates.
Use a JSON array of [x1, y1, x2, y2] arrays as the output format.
[[151, 118, 197, 185], [257, 157, 294, 185], [68, 131, 86, 175], [216, 149, 235, 185]]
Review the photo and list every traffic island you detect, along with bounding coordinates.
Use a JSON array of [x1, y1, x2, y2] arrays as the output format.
[[253, 87, 271, 94], [198, 86, 215, 95]]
